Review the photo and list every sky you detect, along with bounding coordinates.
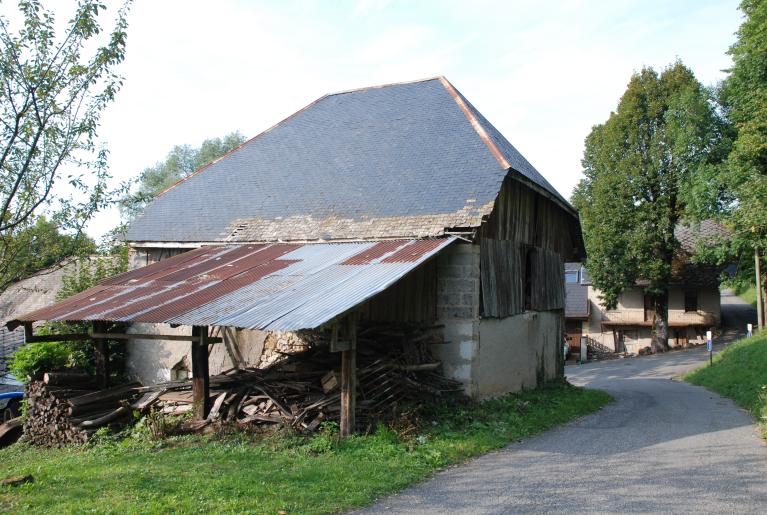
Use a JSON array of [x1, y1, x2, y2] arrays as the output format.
[[78, 0, 744, 238]]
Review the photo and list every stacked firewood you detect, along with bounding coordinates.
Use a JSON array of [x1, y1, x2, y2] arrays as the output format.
[[24, 322, 463, 445], [24, 374, 143, 447]]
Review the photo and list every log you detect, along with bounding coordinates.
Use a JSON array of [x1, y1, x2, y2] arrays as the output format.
[[44, 372, 95, 387], [79, 406, 131, 428]]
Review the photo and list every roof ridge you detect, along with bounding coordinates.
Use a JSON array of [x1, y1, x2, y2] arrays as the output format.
[[324, 76, 445, 97], [436, 77, 510, 171]]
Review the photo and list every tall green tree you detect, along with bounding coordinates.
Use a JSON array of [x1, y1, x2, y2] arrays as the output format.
[[719, 0, 767, 323], [573, 62, 730, 352], [119, 132, 246, 221], [0, 0, 131, 290], [2, 216, 95, 288]]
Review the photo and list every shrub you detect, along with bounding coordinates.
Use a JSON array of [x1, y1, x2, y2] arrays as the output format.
[[10, 341, 70, 380]]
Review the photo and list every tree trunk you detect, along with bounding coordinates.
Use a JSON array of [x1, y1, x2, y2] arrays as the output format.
[[651, 293, 670, 353]]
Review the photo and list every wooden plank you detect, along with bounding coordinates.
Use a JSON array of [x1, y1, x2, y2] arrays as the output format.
[[191, 326, 211, 420], [340, 315, 357, 437], [25, 333, 91, 343], [92, 322, 109, 389], [90, 332, 222, 343]]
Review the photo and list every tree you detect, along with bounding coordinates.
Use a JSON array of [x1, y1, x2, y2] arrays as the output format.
[[119, 132, 246, 221], [2, 216, 95, 287], [0, 1, 130, 290], [573, 62, 730, 352], [719, 0, 767, 326]]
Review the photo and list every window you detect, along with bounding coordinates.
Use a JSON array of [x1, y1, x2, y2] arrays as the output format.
[[684, 291, 698, 313], [565, 270, 579, 283]]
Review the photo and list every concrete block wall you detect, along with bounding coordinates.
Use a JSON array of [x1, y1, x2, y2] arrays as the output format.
[[431, 242, 482, 397]]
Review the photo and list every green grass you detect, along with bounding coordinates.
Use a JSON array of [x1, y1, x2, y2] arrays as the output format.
[[734, 285, 757, 307], [685, 332, 767, 437], [0, 381, 610, 514]]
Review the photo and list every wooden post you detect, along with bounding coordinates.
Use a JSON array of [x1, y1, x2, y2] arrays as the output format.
[[92, 322, 110, 389], [23, 322, 33, 342], [191, 326, 210, 420], [340, 315, 357, 437], [756, 248, 764, 331]]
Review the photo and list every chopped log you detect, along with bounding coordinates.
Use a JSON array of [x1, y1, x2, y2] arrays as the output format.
[[79, 406, 131, 428], [68, 383, 141, 409], [44, 372, 95, 387], [207, 393, 227, 421]]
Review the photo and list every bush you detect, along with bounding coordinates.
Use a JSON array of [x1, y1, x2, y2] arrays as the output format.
[[10, 341, 70, 380]]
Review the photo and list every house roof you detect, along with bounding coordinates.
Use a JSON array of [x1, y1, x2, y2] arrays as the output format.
[[674, 220, 730, 254], [127, 77, 573, 244], [8, 239, 454, 332]]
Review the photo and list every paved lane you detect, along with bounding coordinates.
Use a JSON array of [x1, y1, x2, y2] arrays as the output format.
[[359, 346, 767, 514]]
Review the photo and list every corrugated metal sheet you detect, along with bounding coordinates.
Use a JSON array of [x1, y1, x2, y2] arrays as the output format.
[[9, 239, 454, 332]]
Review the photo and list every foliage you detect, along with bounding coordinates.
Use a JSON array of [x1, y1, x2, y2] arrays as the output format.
[[685, 332, 767, 437], [119, 132, 246, 221], [708, 0, 767, 295], [0, 1, 131, 292], [572, 62, 730, 351], [1, 216, 96, 286], [35, 252, 129, 376], [9, 341, 69, 380], [0, 382, 610, 514]]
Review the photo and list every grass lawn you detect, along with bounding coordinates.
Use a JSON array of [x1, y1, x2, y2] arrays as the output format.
[[685, 332, 767, 437], [734, 285, 757, 307], [0, 381, 609, 514]]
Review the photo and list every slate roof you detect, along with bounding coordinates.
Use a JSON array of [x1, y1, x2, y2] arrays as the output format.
[[127, 77, 573, 243]]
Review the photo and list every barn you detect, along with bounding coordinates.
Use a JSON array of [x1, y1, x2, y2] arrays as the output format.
[[10, 77, 584, 432]]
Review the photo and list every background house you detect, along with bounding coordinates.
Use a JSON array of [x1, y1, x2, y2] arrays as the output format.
[[14, 77, 585, 399], [565, 221, 726, 355]]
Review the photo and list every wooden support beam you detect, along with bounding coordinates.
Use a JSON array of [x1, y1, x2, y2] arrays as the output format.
[[191, 326, 211, 420], [340, 315, 358, 437], [92, 322, 110, 389], [23, 322, 33, 342], [25, 333, 91, 343], [90, 332, 221, 343]]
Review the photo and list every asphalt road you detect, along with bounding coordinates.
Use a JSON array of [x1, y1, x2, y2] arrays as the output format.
[[358, 300, 767, 513]]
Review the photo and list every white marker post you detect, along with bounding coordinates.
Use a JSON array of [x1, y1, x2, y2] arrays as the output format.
[[706, 330, 713, 366], [748, 323, 753, 338]]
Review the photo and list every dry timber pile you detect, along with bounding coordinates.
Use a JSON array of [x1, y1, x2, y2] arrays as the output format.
[[24, 373, 142, 447], [25, 323, 463, 445], [146, 322, 464, 432]]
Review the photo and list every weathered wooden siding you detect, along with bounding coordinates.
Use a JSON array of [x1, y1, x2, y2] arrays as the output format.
[[480, 177, 582, 260], [479, 177, 573, 317], [480, 239, 524, 317], [361, 260, 438, 323], [529, 247, 564, 311]]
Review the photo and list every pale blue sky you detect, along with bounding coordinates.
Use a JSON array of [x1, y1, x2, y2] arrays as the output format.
[[88, 0, 742, 238]]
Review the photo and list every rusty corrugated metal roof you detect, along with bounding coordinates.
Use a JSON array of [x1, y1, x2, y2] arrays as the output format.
[[9, 239, 454, 332]]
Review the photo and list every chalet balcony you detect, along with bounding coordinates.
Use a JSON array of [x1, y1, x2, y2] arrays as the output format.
[[601, 309, 718, 327]]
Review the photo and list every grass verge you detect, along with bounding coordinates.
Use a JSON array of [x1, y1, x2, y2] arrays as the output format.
[[685, 332, 767, 437], [733, 285, 757, 307], [0, 381, 610, 514]]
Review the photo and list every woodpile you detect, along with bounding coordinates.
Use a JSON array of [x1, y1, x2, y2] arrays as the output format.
[[23, 322, 464, 445], [24, 376, 142, 447]]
